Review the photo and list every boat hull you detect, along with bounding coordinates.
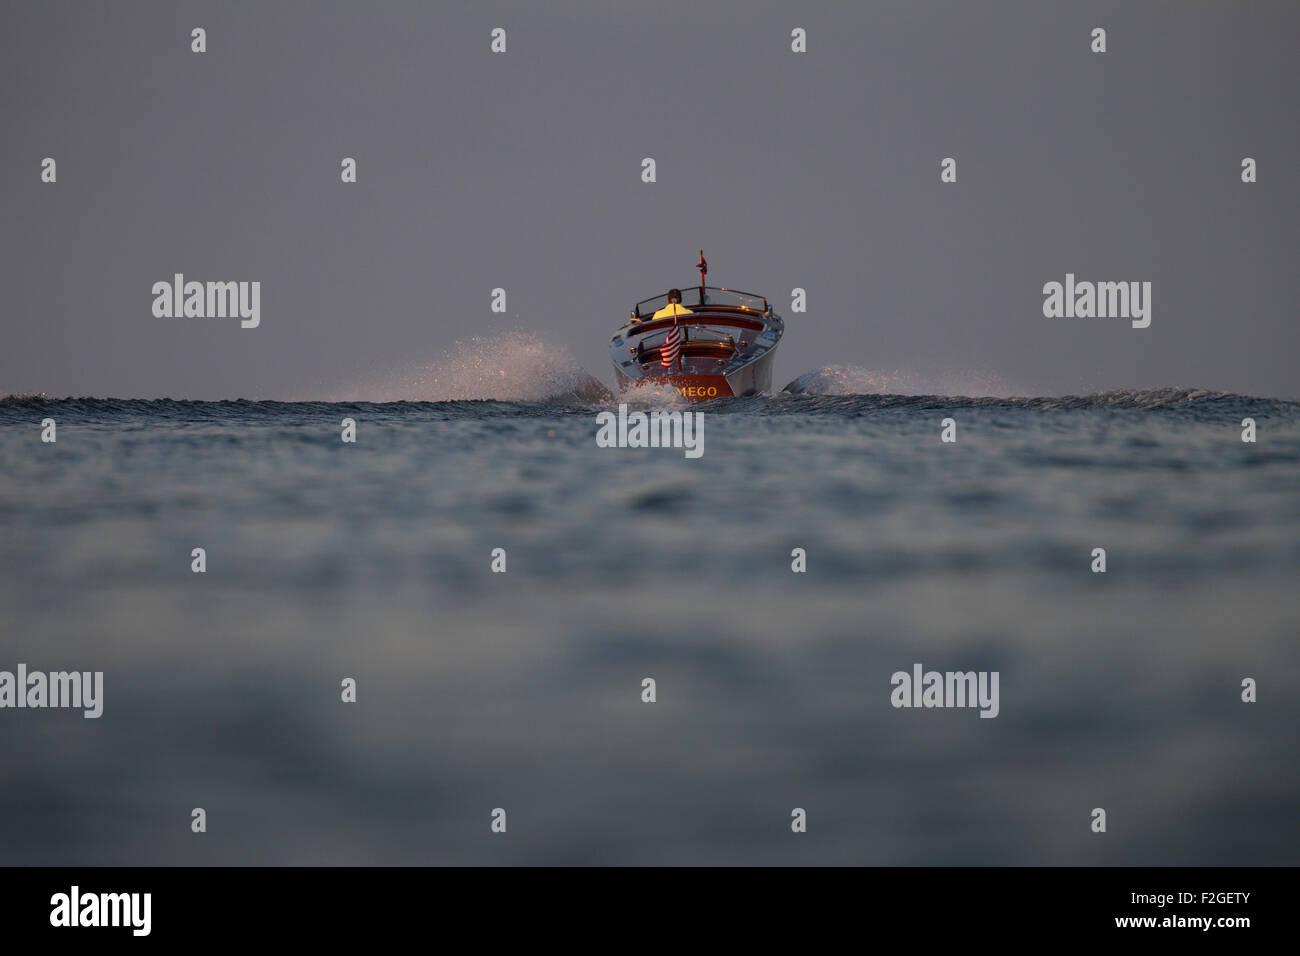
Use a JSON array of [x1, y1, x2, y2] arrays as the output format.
[[612, 350, 776, 402]]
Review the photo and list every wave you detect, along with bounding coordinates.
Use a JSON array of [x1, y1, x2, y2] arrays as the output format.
[[5, 351, 1295, 416], [6, 390, 1291, 420]]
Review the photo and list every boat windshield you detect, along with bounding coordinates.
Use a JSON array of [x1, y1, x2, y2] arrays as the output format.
[[634, 286, 768, 317]]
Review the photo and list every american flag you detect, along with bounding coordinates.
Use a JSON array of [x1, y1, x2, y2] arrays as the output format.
[[660, 315, 682, 369]]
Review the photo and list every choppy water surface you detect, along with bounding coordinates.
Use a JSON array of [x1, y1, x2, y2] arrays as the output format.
[[1, 387, 1298, 864]]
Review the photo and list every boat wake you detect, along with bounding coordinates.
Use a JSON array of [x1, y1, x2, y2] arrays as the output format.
[[327, 331, 613, 404], [618, 381, 691, 408], [775, 366, 1300, 410], [781, 365, 1021, 398]]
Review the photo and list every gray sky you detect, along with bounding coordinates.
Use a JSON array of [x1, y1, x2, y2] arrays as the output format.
[[2, 0, 1297, 400]]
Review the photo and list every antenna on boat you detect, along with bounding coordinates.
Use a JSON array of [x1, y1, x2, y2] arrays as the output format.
[[697, 250, 707, 303]]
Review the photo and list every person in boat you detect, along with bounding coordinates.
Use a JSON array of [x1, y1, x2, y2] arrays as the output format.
[[651, 288, 694, 321]]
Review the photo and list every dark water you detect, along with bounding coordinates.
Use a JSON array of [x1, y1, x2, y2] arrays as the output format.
[[1, 388, 1298, 864]]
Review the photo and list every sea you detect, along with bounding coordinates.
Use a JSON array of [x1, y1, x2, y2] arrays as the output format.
[[2, 348, 1298, 865]]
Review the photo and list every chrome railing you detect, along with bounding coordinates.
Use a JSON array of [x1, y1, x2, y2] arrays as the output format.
[[632, 286, 769, 318]]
